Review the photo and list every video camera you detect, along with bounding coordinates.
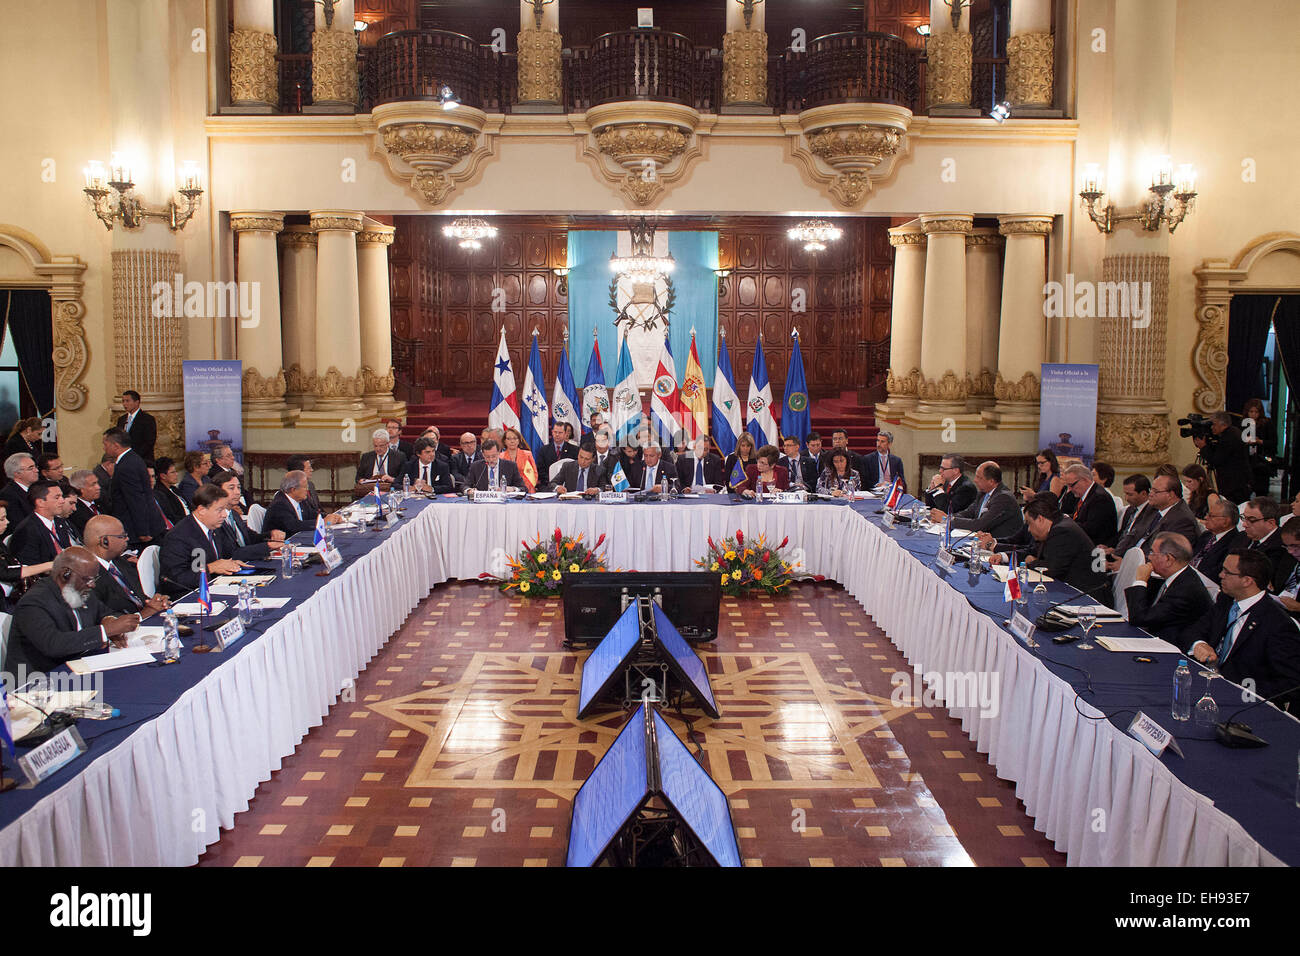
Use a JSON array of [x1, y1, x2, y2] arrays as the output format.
[[1177, 413, 1214, 441]]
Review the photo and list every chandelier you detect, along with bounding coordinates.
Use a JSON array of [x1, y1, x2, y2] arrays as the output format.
[[442, 216, 497, 250], [82, 155, 204, 233], [787, 219, 843, 252], [610, 216, 675, 284]]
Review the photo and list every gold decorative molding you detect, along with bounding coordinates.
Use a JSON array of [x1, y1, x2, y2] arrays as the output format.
[[790, 103, 912, 209], [372, 103, 494, 208], [888, 230, 926, 248], [994, 370, 1040, 403], [968, 367, 996, 397], [926, 31, 972, 108], [311, 29, 358, 106], [285, 363, 308, 396], [722, 29, 767, 106], [998, 216, 1054, 237], [277, 227, 318, 248], [358, 228, 396, 246], [309, 210, 364, 233], [918, 370, 969, 403], [153, 408, 185, 460], [517, 29, 562, 102], [53, 297, 91, 412], [1096, 412, 1169, 467], [309, 365, 363, 400], [582, 101, 702, 207], [229, 29, 279, 107], [965, 233, 1003, 248], [886, 367, 921, 397], [920, 215, 973, 235], [361, 364, 396, 396], [1006, 32, 1054, 108], [243, 365, 287, 402], [111, 249, 183, 397], [230, 211, 285, 234]]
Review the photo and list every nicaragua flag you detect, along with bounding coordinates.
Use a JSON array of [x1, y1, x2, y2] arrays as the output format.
[[650, 334, 685, 448], [314, 513, 328, 553], [746, 335, 778, 449], [712, 330, 742, 456], [680, 330, 709, 441], [520, 330, 550, 456], [488, 327, 521, 431], [782, 328, 811, 447], [581, 331, 609, 435], [373, 483, 385, 515], [197, 567, 212, 614], [884, 478, 904, 510], [610, 461, 631, 492], [610, 338, 643, 447], [551, 340, 582, 442]]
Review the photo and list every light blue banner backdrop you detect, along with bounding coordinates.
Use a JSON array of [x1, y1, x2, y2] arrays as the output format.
[[567, 230, 718, 386], [1037, 363, 1099, 468], [183, 360, 244, 460]]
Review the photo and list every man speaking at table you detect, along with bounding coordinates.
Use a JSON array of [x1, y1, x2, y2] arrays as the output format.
[[5, 547, 140, 673], [465, 440, 521, 491], [626, 445, 668, 494], [550, 446, 605, 496], [937, 461, 1024, 540], [678, 436, 724, 492]]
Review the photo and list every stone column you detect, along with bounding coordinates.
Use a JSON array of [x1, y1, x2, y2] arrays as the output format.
[[278, 226, 317, 409], [358, 223, 404, 419], [986, 214, 1053, 424], [517, 0, 562, 109], [229, 0, 278, 112], [310, 0, 357, 111], [1007, 0, 1054, 111], [964, 228, 1002, 410], [231, 211, 289, 422], [877, 223, 926, 417], [926, 0, 974, 115], [722, 0, 767, 110], [916, 214, 972, 414], [308, 210, 365, 412]]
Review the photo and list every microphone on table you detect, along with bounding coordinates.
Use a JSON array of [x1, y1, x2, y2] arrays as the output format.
[[1210, 681, 1300, 748], [1034, 580, 1115, 632]]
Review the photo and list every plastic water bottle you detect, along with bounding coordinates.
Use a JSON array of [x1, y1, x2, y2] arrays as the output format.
[[1172, 660, 1192, 721], [403, 474, 411, 498], [162, 610, 181, 662], [280, 545, 295, 579], [238, 581, 253, 626]]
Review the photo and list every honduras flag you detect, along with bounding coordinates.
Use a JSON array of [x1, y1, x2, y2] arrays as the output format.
[[610, 338, 643, 447], [581, 332, 609, 435], [746, 336, 778, 449], [551, 340, 582, 442], [197, 566, 212, 614], [520, 330, 550, 456], [488, 327, 521, 431], [712, 330, 742, 456], [610, 461, 631, 492], [782, 328, 811, 447]]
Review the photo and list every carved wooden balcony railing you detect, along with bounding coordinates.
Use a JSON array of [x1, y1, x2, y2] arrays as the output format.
[[371, 29, 484, 108], [802, 32, 917, 111], [588, 29, 697, 107]]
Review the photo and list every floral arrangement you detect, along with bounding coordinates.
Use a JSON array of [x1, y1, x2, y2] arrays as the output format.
[[481, 528, 610, 598], [695, 529, 821, 597]]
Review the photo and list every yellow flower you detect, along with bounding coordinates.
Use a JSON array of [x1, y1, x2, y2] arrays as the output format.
[[569, 563, 580, 573], [725, 550, 737, 561], [731, 570, 741, 581], [743, 548, 753, 560], [537, 553, 548, 564], [720, 573, 729, 585], [710, 562, 719, 572], [552, 570, 562, 581], [520, 582, 531, 593]]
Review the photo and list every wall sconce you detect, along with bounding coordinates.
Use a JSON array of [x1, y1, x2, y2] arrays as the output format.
[[1078, 157, 1198, 234], [714, 268, 731, 296], [552, 266, 570, 295], [439, 85, 460, 111], [82, 155, 204, 232]]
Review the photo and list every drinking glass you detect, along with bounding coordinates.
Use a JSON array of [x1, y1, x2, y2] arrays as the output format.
[[1076, 605, 1097, 650]]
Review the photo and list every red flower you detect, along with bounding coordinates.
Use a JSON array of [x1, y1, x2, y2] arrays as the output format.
[[778, 536, 788, 549], [554, 527, 563, 546], [707, 535, 717, 554], [594, 533, 607, 550], [813, 574, 826, 582], [762, 550, 770, 563], [736, 530, 744, 545], [477, 572, 493, 579]]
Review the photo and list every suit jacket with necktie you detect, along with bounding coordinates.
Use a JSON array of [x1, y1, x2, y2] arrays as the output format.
[[1186, 592, 1300, 709], [924, 473, 978, 516], [950, 485, 1025, 539], [6, 577, 113, 674], [1137, 500, 1200, 558], [93, 556, 150, 615], [160, 514, 220, 596], [1192, 528, 1246, 582], [155, 484, 190, 526], [624, 458, 671, 492], [400, 456, 455, 494], [8, 512, 73, 565], [216, 510, 271, 561], [465, 459, 522, 492], [355, 448, 406, 487], [1123, 567, 1214, 646], [549, 459, 605, 494], [110, 449, 165, 542], [1114, 502, 1160, 554], [450, 450, 482, 488], [264, 490, 312, 538], [69, 498, 101, 539], [778, 454, 819, 490], [537, 442, 579, 484], [678, 453, 726, 489], [0, 481, 34, 524], [859, 451, 906, 492], [1247, 529, 1297, 594], [117, 409, 157, 463], [1058, 484, 1118, 549]]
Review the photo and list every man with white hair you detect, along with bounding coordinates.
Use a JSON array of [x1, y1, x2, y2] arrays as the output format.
[[67, 469, 103, 539], [266, 470, 343, 537], [355, 427, 406, 493], [206, 443, 243, 480], [1, 452, 39, 522], [1056, 462, 1117, 548]]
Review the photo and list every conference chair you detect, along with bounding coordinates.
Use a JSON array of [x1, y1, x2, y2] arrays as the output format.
[[247, 503, 267, 533], [1194, 567, 1221, 602], [549, 460, 567, 482], [137, 544, 161, 597], [0, 610, 10, 671], [1112, 547, 1146, 619]]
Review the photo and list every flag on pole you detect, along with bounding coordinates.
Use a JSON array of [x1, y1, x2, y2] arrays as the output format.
[[680, 329, 709, 441], [581, 330, 609, 435], [610, 461, 631, 492], [712, 329, 742, 455], [197, 567, 212, 614], [551, 338, 582, 442], [727, 457, 747, 490], [488, 327, 521, 431], [314, 513, 328, 553], [650, 333, 685, 448], [519, 329, 550, 456], [610, 338, 643, 447], [373, 484, 385, 514], [884, 478, 904, 510], [782, 328, 811, 447], [0, 680, 16, 757], [746, 335, 778, 449], [1004, 551, 1022, 602]]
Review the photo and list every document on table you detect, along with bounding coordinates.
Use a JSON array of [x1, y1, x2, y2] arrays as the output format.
[[1056, 604, 1124, 619], [1096, 636, 1183, 654], [173, 601, 227, 617], [255, 597, 292, 609], [123, 626, 165, 653], [67, 646, 157, 674], [210, 575, 275, 594], [529, 491, 557, 499], [990, 565, 1052, 584], [923, 525, 975, 542], [8, 691, 98, 739]]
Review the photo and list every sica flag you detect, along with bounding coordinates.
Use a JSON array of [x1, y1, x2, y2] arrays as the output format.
[[746, 335, 778, 449], [680, 329, 709, 441], [650, 333, 686, 448], [782, 328, 811, 446], [488, 327, 521, 431], [581, 330, 610, 435], [551, 339, 582, 442], [610, 461, 631, 492], [727, 456, 747, 490], [519, 329, 550, 456], [610, 337, 643, 447], [712, 329, 742, 456], [884, 478, 904, 510]]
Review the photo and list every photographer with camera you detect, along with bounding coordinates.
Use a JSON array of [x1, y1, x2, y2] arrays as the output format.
[[1189, 411, 1253, 503]]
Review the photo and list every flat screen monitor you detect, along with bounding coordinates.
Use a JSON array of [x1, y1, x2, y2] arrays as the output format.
[[577, 602, 643, 716], [565, 702, 650, 868], [650, 602, 718, 716], [651, 708, 742, 868], [562, 572, 721, 645]]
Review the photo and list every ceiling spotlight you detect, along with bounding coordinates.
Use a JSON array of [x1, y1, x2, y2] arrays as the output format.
[[443, 216, 497, 250], [439, 85, 459, 111], [991, 101, 1011, 123], [787, 219, 843, 253]]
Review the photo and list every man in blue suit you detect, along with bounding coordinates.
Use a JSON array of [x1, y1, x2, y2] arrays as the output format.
[[859, 430, 906, 492]]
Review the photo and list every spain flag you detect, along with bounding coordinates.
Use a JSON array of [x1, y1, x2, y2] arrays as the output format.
[[680, 329, 709, 440]]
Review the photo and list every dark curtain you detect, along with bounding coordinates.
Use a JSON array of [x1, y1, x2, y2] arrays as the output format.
[[4, 290, 55, 417], [1225, 294, 1275, 414], [1269, 296, 1300, 495]]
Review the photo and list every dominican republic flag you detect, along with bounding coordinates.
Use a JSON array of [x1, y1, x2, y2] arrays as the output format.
[[884, 478, 904, 510], [610, 461, 631, 492], [610, 338, 643, 447], [551, 340, 582, 442], [581, 331, 609, 434], [712, 330, 742, 456], [488, 327, 520, 432], [746, 336, 778, 449], [197, 567, 212, 614], [314, 513, 328, 553], [519, 330, 550, 456], [782, 328, 811, 447], [1004, 551, 1022, 602], [727, 457, 747, 490], [680, 330, 709, 441], [650, 334, 685, 448]]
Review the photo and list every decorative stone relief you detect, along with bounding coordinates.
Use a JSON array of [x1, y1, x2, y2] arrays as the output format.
[[311, 29, 358, 106], [722, 29, 767, 105], [1006, 32, 1054, 108], [994, 370, 1040, 403], [229, 29, 279, 107], [926, 31, 972, 108], [517, 29, 562, 102]]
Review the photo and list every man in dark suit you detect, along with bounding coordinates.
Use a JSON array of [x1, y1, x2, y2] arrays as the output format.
[[858, 430, 905, 492], [400, 438, 455, 494], [1187, 549, 1300, 711], [418, 426, 454, 465], [1138, 476, 1200, 557], [1193, 412, 1253, 503], [206, 444, 239, 483], [285, 456, 322, 521], [948, 461, 1025, 540], [550, 447, 605, 496], [116, 390, 157, 463], [1241, 496, 1296, 593], [1192, 498, 1246, 582], [465, 440, 522, 492], [5, 548, 139, 673], [1057, 464, 1119, 548], [104, 428, 164, 546], [67, 469, 104, 540], [991, 496, 1108, 594], [536, 422, 579, 485], [923, 454, 978, 516], [779, 436, 819, 490], [1275, 521, 1300, 613], [94, 454, 116, 514], [1, 453, 39, 523], [85, 515, 169, 615], [450, 433, 482, 490], [153, 457, 191, 526], [1123, 532, 1214, 645], [821, 428, 865, 483], [623, 445, 670, 493], [592, 432, 617, 473], [212, 471, 284, 560], [385, 418, 414, 460], [160, 484, 250, 596], [266, 470, 342, 537], [1107, 475, 1158, 556], [679, 436, 726, 491], [8, 481, 73, 565], [355, 428, 406, 493]]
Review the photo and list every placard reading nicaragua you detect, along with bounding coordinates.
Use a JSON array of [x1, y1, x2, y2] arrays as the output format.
[[1037, 363, 1099, 468], [182, 361, 243, 461]]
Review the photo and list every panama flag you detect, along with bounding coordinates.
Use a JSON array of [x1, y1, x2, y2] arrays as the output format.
[[745, 335, 778, 449], [551, 339, 582, 442], [650, 334, 686, 448], [314, 513, 328, 554], [1004, 551, 1022, 602], [610, 461, 631, 492], [782, 328, 811, 447], [488, 327, 521, 431], [711, 329, 742, 455], [197, 566, 212, 614], [884, 478, 905, 510], [610, 337, 643, 447], [680, 329, 709, 441], [519, 329, 550, 456], [581, 331, 609, 434]]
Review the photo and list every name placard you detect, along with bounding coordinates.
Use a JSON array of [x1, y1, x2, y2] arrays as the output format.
[[19, 726, 87, 785], [214, 617, 246, 651], [385, 511, 399, 528], [599, 492, 629, 503], [935, 548, 956, 571], [473, 490, 507, 503], [1008, 611, 1036, 645], [322, 547, 343, 571], [1127, 711, 1184, 758], [881, 511, 896, 529], [772, 491, 807, 504]]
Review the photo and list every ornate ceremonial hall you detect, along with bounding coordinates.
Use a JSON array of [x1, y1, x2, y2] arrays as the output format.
[[1, 0, 1299, 885]]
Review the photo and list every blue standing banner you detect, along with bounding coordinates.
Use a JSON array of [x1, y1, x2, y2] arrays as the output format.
[[1037, 364, 1099, 468], [183, 361, 243, 461]]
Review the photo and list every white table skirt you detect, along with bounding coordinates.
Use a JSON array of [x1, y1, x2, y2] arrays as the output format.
[[0, 499, 1283, 865]]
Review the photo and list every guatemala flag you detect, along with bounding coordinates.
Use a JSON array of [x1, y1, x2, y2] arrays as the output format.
[[712, 330, 742, 456], [488, 327, 521, 432], [520, 330, 550, 456], [746, 336, 778, 449], [610, 338, 643, 447], [581, 332, 609, 434], [197, 567, 212, 614], [610, 461, 631, 492], [373, 483, 385, 515], [551, 340, 582, 442], [782, 328, 811, 447]]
